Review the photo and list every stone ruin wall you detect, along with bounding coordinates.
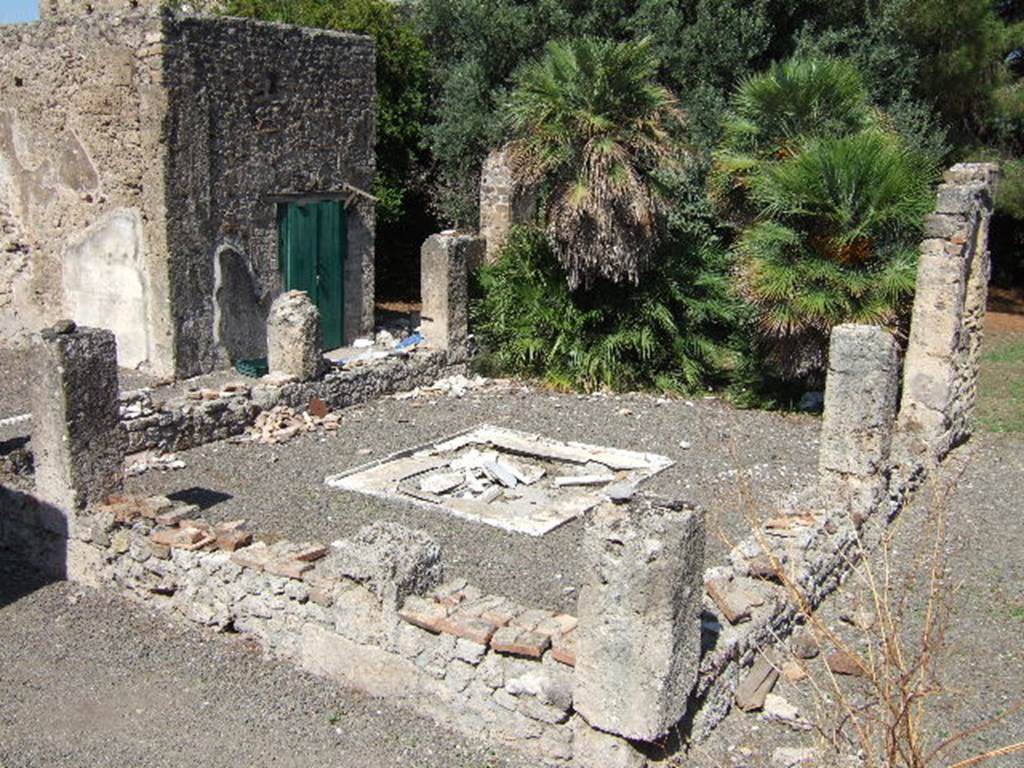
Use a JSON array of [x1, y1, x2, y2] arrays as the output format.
[[0, 13, 175, 373], [0, 164, 1002, 767], [162, 15, 377, 375], [898, 163, 1000, 467], [1, 10, 377, 379]]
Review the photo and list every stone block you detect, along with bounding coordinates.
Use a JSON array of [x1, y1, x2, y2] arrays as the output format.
[[818, 325, 901, 479], [574, 495, 705, 741], [572, 716, 648, 768], [420, 233, 481, 360], [333, 522, 443, 610], [266, 291, 322, 381], [479, 147, 537, 264], [32, 322, 124, 512]]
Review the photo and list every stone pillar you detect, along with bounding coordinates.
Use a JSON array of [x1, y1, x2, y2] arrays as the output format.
[[897, 163, 998, 465], [420, 232, 482, 361], [574, 495, 705, 742], [32, 321, 124, 513], [266, 290, 322, 382], [818, 325, 901, 524], [479, 148, 537, 264]]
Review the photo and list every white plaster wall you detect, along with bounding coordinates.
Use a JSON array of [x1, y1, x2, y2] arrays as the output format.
[[63, 208, 150, 368]]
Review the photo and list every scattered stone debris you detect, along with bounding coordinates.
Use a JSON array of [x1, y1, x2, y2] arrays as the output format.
[[242, 405, 340, 445], [762, 693, 812, 731], [393, 373, 492, 400], [326, 425, 673, 536], [827, 650, 866, 677], [125, 450, 186, 477]]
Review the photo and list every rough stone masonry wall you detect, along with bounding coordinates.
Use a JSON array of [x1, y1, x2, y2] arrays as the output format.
[[0, 491, 581, 764], [688, 164, 1000, 741], [161, 15, 376, 375], [119, 348, 461, 454], [0, 12, 175, 373], [897, 163, 999, 469]]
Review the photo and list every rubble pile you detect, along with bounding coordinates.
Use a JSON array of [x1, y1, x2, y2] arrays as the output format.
[[242, 403, 340, 445]]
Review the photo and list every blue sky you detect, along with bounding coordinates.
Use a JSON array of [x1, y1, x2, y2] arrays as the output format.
[[0, 0, 39, 24]]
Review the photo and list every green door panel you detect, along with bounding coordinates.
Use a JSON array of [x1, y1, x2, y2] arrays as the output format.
[[279, 200, 347, 350]]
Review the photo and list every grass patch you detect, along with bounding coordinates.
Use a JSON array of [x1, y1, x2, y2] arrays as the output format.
[[977, 329, 1024, 432]]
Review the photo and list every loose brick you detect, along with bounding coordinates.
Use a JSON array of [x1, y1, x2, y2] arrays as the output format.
[[551, 629, 577, 667], [231, 542, 271, 571], [308, 397, 329, 418], [480, 601, 520, 628], [398, 595, 447, 634], [214, 519, 247, 534], [490, 626, 551, 659], [264, 558, 313, 580], [155, 506, 192, 527], [438, 614, 497, 645], [151, 527, 203, 548], [535, 613, 577, 638], [705, 577, 754, 625], [294, 544, 329, 562], [510, 608, 555, 632], [178, 518, 211, 532], [216, 529, 253, 552]]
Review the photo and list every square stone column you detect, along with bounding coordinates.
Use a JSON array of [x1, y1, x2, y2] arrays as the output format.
[[574, 494, 705, 742], [479, 147, 537, 264], [420, 232, 483, 361], [32, 321, 124, 513], [266, 290, 322, 381], [818, 324, 901, 524]]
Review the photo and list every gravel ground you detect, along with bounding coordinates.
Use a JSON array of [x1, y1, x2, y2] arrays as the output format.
[[0, 563, 526, 768], [688, 431, 1024, 767], [125, 384, 820, 612]]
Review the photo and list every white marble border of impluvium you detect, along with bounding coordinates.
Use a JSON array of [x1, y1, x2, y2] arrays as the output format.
[[324, 425, 674, 536]]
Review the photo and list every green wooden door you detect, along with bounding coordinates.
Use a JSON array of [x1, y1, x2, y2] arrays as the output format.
[[278, 200, 347, 350]]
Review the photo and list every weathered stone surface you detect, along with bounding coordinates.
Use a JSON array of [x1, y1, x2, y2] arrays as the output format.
[[734, 655, 779, 711], [575, 495, 705, 741], [333, 522, 443, 609], [0, 13, 376, 377], [818, 325, 900, 522], [266, 291, 322, 381], [571, 716, 648, 768], [897, 163, 998, 469], [32, 324, 124, 513], [479, 147, 537, 265], [420, 233, 481, 360]]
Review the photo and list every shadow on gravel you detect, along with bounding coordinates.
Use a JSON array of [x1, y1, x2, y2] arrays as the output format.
[[0, 485, 67, 609], [168, 486, 233, 510]]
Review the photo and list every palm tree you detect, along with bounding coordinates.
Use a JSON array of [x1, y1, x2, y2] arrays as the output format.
[[503, 37, 687, 290], [715, 58, 937, 383]]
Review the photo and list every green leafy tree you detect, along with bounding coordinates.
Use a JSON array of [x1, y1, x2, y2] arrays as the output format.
[[503, 37, 687, 289]]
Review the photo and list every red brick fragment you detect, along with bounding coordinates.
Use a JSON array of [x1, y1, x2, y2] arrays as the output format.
[[155, 507, 191, 527], [308, 397, 329, 418], [179, 518, 211, 532], [438, 614, 498, 645], [217, 529, 253, 552], [398, 596, 448, 634], [177, 533, 216, 551], [490, 626, 551, 659], [827, 650, 866, 677], [706, 577, 753, 625], [214, 519, 248, 534], [294, 545, 329, 562], [535, 613, 578, 638], [551, 629, 577, 667], [151, 527, 203, 548], [264, 558, 313, 580]]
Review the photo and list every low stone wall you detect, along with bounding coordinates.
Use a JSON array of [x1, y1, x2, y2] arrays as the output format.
[[121, 349, 460, 454], [5, 491, 581, 764]]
